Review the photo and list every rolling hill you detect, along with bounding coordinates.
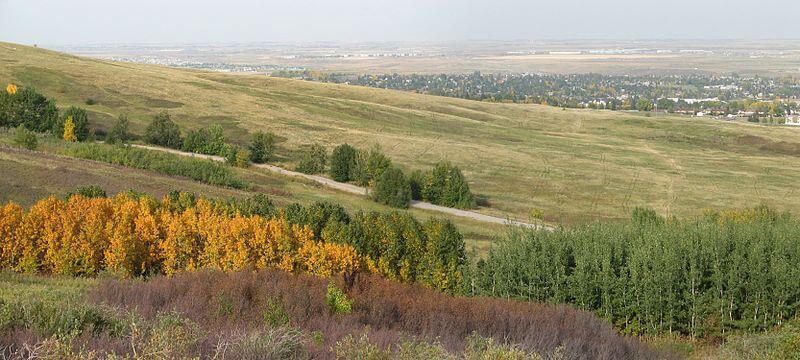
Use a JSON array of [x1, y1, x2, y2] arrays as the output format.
[[3, 42, 800, 223]]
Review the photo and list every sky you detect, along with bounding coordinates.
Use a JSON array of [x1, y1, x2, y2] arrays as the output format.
[[1, 0, 799, 45]]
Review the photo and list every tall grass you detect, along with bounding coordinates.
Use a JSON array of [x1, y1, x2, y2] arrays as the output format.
[[62, 142, 247, 189]]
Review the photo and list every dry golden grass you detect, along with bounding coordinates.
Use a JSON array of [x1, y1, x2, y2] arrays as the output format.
[[3, 42, 800, 223]]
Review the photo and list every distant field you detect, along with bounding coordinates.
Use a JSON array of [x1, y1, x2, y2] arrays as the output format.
[[3, 42, 800, 224]]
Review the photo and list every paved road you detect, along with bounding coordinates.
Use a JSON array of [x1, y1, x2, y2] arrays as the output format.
[[131, 144, 552, 230]]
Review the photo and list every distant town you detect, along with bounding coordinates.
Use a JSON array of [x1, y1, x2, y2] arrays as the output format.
[[273, 71, 800, 125]]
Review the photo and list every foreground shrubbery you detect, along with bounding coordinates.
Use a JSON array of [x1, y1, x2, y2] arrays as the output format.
[[0, 270, 661, 359], [472, 207, 800, 339], [62, 142, 248, 189]]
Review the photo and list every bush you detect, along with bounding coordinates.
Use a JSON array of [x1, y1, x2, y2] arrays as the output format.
[[326, 282, 353, 315], [182, 124, 228, 156], [65, 185, 107, 199], [12, 126, 37, 150], [248, 131, 276, 164], [422, 161, 475, 209], [351, 146, 392, 187], [58, 106, 90, 142], [372, 167, 412, 208], [329, 143, 357, 182], [225, 145, 250, 167], [0, 85, 58, 132], [84, 98, 96, 105], [106, 113, 130, 145], [63, 143, 247, 189], [144, 111, 182, 149], [296, 143, 327, 174]]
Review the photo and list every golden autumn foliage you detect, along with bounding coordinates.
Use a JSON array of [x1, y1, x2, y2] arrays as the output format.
[[0, 194, 359, 278], [6, 83, 17, 95], [63, 116, 77, 142]]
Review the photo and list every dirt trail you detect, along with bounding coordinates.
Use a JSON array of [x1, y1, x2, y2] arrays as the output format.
[[131, 144, 552, 230]]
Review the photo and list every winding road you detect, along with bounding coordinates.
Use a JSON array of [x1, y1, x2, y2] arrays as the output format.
[[131, 144, 552, 230]]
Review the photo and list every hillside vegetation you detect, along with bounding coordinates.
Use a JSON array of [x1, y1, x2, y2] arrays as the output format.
[[3, 43, 800, 222]]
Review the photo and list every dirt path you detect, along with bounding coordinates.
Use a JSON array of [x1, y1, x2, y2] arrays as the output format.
[[131, 144, 552, 230]]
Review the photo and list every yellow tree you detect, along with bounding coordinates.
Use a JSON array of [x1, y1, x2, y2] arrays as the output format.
[[63, 116, 77, 142], [6, 83, 17, 95]]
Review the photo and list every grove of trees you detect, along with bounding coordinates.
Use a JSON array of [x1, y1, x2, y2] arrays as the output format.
[[470, 207, 800, 338], [0, 190, 468, 292]]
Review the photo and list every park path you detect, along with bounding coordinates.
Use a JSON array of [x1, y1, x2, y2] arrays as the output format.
[[131, 144, 552, 230]]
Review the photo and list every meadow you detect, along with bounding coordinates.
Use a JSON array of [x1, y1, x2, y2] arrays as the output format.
[[3, 43, 800, 224]]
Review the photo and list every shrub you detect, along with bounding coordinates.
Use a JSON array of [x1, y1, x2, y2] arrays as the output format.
[[62, 116, 77, 142], [59, 106, 90, 141], [226, 145, 249, 168], [351, 146, 392, 187], [263, 298, 290, 327], [182, 124, 228, 156], [87, 270, 660, 359], [144, 111, 182, 149], [334, 333, 389, 360], [422, 161, 475, 209], [106, 113, 130, 145], [296, 143, 327, 174], [0, 86, 58, 132], [329, 143, 357, 182], [326, 282, 352, 315], [248, 131, 276, 164], [372, 167, 412, 208], [65, 185, 107, 199], [12, 126, 37, 150], [63, 143, 247, 189], [84, 98, 96, 105]]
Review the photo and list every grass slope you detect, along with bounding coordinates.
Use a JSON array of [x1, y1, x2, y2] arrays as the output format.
[[3, 42, 800, 223]]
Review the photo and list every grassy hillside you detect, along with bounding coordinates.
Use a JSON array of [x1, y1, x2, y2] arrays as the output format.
[[3, 42, 800, 223], [0, 134, 500, 253]]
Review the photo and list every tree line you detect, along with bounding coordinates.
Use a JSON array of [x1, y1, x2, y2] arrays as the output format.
[[328, 143, 475, 209], [0, 188, 467, 292], [468, 207, 800, 339]]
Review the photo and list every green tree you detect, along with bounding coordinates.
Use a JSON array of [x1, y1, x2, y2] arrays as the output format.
[[59, 106, 90, 141], [372, 167, 412, 208], [144, 111, 182, 149], [422, 162, 474, 209], [296, 143, 327, 174], [248, 131, 276, 164], [636, 98, 654, 112], [106, 114, 130, 145], [329, 144, 357, 182], [13, 125, 37, 150], [0, 86, 58, 132], [352, 146, 392, 187]]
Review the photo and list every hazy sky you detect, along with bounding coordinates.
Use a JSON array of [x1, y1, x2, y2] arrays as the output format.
[[1, 0, 799, 45]]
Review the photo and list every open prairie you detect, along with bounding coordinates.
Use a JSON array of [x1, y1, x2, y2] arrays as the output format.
[[3, 43, 800, 224]]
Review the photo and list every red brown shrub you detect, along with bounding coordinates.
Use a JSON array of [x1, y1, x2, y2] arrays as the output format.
[[88, 270, 669, 359]]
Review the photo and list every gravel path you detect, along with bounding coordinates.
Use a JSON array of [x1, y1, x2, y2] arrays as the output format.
[[131, 144, 552, 230]]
